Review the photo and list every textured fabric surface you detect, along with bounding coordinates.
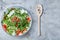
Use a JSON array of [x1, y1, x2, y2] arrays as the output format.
[[0, 0, 60, 40]]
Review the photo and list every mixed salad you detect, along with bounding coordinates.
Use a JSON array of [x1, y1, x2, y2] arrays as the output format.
[[1, 8, 31, 36]]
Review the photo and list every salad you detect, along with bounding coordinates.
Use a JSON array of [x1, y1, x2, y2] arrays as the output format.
[[1, 8, 31, 36]]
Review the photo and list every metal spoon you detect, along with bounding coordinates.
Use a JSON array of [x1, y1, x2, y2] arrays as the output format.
[[36, 4, 42, 36]]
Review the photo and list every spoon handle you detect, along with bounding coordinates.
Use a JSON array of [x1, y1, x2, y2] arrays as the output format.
[[38, 16, 41, 36]]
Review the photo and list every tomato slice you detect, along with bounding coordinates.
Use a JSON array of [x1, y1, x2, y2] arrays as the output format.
[[2, 24, 7, 32]]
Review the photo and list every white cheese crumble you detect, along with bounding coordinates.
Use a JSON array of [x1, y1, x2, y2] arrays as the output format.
[[7, 10, 15, 17], [20, 9, 25, 14], [26, 27, 28, 29], [20, 9, 28, 14], [24, 10, 28, 13], [12, 31, 16, 36]]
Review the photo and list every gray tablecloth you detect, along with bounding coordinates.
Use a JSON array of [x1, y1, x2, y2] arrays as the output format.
[[0, 0, 60, 40]]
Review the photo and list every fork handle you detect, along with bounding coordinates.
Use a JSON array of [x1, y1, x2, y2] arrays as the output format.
[[38, 16, 41, 36]]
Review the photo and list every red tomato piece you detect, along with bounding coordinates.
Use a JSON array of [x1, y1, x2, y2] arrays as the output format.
[[27, 17, 31, 22], [16, 18, 20, 22], [12, 16, 20, 22], [2, 24, 7, 32], [16, 29, 21, 36], [16, 29, 23, 36], [11, 16, 17, 22]]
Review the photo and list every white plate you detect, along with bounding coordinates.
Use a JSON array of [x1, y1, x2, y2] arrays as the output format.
[[1, 5, 32, 36]]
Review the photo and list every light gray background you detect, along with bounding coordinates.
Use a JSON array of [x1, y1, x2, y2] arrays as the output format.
[[0, 0, 60, 40]]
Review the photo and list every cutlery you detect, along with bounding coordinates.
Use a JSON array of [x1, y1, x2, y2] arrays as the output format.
[[36, 4, 42, 36]]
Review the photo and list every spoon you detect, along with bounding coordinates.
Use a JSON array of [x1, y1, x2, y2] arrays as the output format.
[[36, 4, 42, 36]]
